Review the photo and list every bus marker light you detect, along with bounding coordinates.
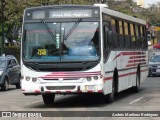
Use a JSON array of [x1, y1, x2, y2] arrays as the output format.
[[35, 90, 40, 93], [26, 76, 30, 81], [100, 75, 103, 78]]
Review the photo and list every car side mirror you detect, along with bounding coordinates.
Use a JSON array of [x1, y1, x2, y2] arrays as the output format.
[[8, 64, 13, 68]]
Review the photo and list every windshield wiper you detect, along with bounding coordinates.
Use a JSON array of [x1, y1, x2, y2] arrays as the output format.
[[42, 20, 56, 43], [63, 18, 82, 40]]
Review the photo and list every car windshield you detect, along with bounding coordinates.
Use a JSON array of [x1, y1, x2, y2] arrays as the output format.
[[23, 20, 99, 62], [0, 58, 6, 68], [150, 55, 160, 62]]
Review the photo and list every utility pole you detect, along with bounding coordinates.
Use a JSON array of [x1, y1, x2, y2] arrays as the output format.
[[1, 0, 4, 55]]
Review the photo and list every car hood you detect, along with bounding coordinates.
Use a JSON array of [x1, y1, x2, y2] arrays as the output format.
[[149, 61, 160, 65]]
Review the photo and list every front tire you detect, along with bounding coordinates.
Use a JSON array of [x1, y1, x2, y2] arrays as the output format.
[[104, 80, 116, 103], [15, 75, 21, 89], [1, 78, 9, 91], [42, 94, 55, 104], [15, 82, 21, 89]]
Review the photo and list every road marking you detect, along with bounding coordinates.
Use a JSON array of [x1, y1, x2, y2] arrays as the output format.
[[129, 97, 143, 104]]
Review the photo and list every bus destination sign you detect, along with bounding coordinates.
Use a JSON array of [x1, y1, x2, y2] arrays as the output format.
[[49, 10, 92, 18]]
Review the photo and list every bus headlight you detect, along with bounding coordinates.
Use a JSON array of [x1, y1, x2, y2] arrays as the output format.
[[93, 76, 98, 80], [26, 76, 30, 81], [87, 77, 92, 81], [32, 78, 37, 82]]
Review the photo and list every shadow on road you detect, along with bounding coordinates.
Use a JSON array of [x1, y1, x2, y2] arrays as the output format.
[[0, 88, 17, 92], [25, 88, 146, 109]]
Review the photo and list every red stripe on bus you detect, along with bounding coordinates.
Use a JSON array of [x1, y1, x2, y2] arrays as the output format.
[[21, 89, 25, 91], [113, 52, 145, 61], [87, 90, 93, 93], [98, 90, 103, 93], [104, 76, 113, 81], [39, 71, 101, 79], [104, 69, 147, 82], [77, 90, 82, 93], [119, 72, 136, 78], [66, 91, 72, 93], [130, 56, 146, 59], [46, 73, 99, 76], [128, 59, 146, 63], [49, 71, 100, 75], [40, 76, 93, 79], [45, 91, 51, 93], [56, 91, 61, 93], [126, 62, 146, 67], [141, 69, 148, 72]]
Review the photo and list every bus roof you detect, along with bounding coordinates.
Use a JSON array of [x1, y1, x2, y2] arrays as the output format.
[[24, 4, 146, 25], [101, 7, 146, 25], [24, 4, 99, 10]]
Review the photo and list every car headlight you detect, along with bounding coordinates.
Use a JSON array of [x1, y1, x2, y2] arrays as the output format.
[[0, 71, 3, 75]]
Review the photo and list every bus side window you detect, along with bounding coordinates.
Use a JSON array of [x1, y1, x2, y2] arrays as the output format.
[[103, 25, 109, 49], [91, 28, 99, 51], [104, 24, 115, 48]]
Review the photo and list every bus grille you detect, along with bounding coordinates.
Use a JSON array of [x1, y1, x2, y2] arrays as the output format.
[[46, 86, 76, 90]]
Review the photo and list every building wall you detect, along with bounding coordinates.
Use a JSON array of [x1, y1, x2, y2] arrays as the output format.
[[133, 0, 145, 8]]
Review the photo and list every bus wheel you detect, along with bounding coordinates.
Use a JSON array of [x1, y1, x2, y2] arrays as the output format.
[[42, 94, 55, 104], [132, 71, 140, 93], [105, 80, 116, 103]]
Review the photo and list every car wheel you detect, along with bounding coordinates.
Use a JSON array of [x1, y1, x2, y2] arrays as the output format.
[[1, 78, 9, 91], [42, 94, 55, 104], [15, 75, 21, 89], [15, 82, 21, 89]]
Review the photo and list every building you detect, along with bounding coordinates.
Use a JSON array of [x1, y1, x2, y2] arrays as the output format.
[[133, 0, 145, 8]]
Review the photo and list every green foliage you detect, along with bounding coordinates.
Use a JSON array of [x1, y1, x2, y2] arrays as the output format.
[[1, 0, 160, 43]]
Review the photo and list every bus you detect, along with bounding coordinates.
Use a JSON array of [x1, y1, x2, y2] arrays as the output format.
[[21, 4, 148, 104]]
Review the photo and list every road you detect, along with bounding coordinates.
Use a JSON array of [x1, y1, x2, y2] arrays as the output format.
[[0, 76, 160, 120]]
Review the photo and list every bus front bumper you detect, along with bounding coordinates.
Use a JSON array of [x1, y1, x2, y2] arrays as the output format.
[[21, 79, 104, 95]]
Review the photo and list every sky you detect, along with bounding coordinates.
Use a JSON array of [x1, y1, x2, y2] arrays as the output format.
[[144, 0, 160, 7]]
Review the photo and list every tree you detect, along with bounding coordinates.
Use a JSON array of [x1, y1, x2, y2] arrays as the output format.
[[1, 0, 160, 45]]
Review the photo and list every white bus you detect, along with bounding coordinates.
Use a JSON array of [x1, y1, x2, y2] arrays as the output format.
[[21, 4, 148, 104]]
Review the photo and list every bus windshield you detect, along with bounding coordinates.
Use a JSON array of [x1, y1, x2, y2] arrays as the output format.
[[23, 20, 99, 62]]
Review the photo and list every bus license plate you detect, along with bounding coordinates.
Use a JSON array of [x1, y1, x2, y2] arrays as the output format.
[[86, 85, 95, 91]]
